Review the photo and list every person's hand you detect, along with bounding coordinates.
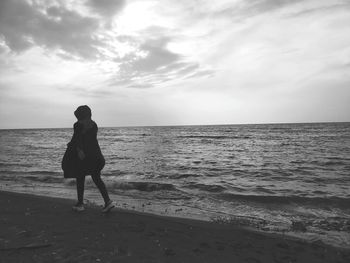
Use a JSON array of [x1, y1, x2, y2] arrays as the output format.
[[78, 149, 85, 160]]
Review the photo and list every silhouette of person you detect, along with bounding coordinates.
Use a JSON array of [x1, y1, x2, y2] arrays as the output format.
[[68, 105, 114, 213]]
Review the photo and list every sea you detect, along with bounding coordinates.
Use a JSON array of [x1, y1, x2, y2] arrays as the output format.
[[0, 122, 349, 248]]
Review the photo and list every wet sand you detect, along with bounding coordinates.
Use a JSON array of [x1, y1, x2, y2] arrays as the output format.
[[0, 190, 349, 263]]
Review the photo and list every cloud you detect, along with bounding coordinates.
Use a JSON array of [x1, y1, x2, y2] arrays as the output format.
[[130, 37, 181, 72], [111, 35, 213, 88], [0, 0, 101, 59], [286, 2, 350, 18], [243, 0, 304, 14], [0, 0, 212, 90], [206, 0, 323, 21], [87, 0, 126, 18]]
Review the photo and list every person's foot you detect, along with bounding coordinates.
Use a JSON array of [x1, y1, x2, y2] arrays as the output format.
[[102, 200, 115, 213], [72, 202, 85, 212]]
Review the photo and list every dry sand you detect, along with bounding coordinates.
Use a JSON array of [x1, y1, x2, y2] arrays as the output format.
[[0, 190, 349, 263]]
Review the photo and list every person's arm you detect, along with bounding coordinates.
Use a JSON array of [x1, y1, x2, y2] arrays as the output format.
[[93, 122, 98, 139], [70, 122, 85, 160]]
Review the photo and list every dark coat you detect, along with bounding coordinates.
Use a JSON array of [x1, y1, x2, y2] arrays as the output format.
[[62, 121, 105, 178]]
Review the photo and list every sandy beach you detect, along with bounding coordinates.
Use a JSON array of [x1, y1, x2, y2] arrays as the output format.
[[0, 191, 349, 263]]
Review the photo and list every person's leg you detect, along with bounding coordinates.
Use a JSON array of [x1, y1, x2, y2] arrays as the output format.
[[76, 175, 85, 204], [91, 172, 110, 204]]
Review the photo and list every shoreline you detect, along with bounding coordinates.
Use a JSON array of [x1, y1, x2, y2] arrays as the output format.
[[2, 180, 350, 250], [1, 190, 349, 263], [2, 182, 350, 249]]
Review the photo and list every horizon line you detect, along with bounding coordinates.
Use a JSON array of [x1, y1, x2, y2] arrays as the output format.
[[1, 121, 349, 131]]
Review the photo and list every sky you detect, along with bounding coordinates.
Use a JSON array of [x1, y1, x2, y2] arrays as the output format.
[[0, 0, 349, 129]]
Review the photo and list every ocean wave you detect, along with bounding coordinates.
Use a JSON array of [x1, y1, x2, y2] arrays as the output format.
[[290, 159, 348, 166], [170, 173, 203, 179], [185, 183, 226, 193], [103, 170, 130, 177], [27, 171, 61, 176], [110, 156, 132, 160], [177, 135, 250, 139], [0, 163, 35, 168], [110, 181, 177, 192], [24, 174, 64, 183], [25, 145, 55, 150], [304, 218, 350, 232], [0, 170, 62, 178], [217, 193, 350, 207], [112, 138, 125, 142], [0, 162, 23, 167], [324, 161, 346, 166]]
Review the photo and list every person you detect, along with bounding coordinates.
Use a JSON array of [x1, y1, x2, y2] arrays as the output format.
[[68, 105, 114, 213]]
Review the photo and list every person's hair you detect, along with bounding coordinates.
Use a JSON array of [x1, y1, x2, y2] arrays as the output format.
[[74, 105, 92, 121]]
